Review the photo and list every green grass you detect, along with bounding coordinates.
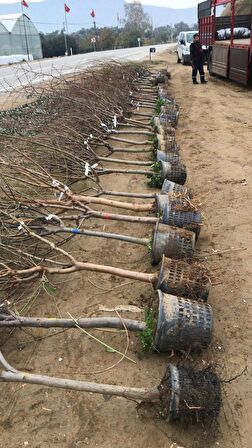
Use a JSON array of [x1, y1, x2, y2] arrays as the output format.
[[155, 98, 165, 114], [147, 161, 163, 188], [138, 307, 157, 354], [146, 236, 153, 253], [149, 135, 159, 149]]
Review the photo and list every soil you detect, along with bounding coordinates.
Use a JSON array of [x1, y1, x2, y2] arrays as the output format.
[[0, 49, 252, 448]]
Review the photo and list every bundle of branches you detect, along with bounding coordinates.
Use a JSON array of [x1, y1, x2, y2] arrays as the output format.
[[0, 62, 149, 138], [0, 96, 56, 137], [0, 62, 156, 183], [0, 155, 204, 297]]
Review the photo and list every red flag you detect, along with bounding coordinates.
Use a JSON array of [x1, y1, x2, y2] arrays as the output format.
[[21, 0, 29, 7], [64, 3, 70, 13], [91, 9, 95, 18]]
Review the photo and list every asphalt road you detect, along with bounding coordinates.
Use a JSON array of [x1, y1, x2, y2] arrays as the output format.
[[0, 44, 171, 92]]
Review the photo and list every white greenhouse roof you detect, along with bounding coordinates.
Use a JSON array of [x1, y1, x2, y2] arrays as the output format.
[[0, 13, 29, 33]]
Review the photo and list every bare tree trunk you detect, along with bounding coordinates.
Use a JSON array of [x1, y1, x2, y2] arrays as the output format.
[[111, 147, 153, 153], [111, 130, 154, 136], [90, 210, 158, 224], [98, 168, 153, 177], [98, 190, 155, 199], [98, 157, 152, 166], [48, 227, 149, 247], [0, 370, 160, 401], [109, 136, 150, 145], [0, 316, 146, 332], [133, 112, 153, 118], [72, 195, 155, 212]]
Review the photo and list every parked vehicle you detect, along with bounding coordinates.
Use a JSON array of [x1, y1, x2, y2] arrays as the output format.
[[177, 31, 208, 65], [198, 0, 252, 85], [177, 31, 197, 65]]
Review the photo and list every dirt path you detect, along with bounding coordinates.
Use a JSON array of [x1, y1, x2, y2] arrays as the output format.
[[168, 56, 252, 448], [0, 51, 251, 448]]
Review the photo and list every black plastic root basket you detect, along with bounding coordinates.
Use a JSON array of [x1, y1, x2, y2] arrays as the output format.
[[161, 179, 193, 198], [156, 194, 202, 239], [159, 111, 179, 128], [152, 222, 195, 264], [158, 363, 221, 422], [156, 256, 210, 301], [157, 149, 180, 164], [154, 290, 213, 352], [161, 161, 187, 185]]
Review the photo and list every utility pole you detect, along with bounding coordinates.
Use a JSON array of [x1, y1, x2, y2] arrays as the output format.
[[91, 9, 97, 51], [21, 3, 30, 61], [63, 22, 68, 56], [64, 7, 69, 55]]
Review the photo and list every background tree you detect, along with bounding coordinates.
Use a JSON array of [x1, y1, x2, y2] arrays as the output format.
[[40, 31, 79, 58], [99, 28, 117, 50], [173, 21, 191, 38], [123, 1, 152, 39]]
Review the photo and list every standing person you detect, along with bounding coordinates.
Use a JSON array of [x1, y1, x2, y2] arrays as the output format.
[[190, 33, 208, 84]]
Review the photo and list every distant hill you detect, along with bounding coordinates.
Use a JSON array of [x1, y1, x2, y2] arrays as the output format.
[[0, 0, 197, 33]]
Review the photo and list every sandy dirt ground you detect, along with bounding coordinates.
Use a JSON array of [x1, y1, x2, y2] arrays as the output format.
[[0, 50, 251, 448]]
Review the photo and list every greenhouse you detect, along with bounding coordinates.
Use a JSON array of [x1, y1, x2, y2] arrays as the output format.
[[0, 13, 42, 60]]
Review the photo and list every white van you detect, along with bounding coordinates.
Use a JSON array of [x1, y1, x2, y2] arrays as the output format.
[[177, 31, 198, 65]]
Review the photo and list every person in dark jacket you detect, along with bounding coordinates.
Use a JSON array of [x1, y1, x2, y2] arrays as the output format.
[[190, 33, 208, 84]]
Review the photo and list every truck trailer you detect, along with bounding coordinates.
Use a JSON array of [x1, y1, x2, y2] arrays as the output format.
[[198, 0, 252, 85]]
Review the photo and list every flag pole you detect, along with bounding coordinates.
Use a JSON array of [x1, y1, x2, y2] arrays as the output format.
[[21, 2, 30, 61], [64, 4, 69, 55], [93, 18, 97, 51], [63, 22, 68, 56], [91, 11, 97, 51]]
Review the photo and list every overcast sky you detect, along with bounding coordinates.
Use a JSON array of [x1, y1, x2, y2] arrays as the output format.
[[0, 0, 199, 6], [0, 0, 44, 3], [126, 0, 199, 7]]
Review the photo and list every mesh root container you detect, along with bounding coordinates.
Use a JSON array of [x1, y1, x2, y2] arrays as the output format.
[[158, 363, 221, 422], [157, 150, 180, 164], [151, 72, 167, 85], [152, 222, 195, 264], [158, 88, 176, 103], [157, 136, 178, 153], [161, 161, 187, 185], [156, 194, 202, 239], [156, 256, 210, 301], [160, 111, 179, 128], [154, 118, 176, 137], [154, 291, 213, 353], [164, 140, 179, 153], [162, 104, 179, 115], [161, 179, 193, 198], [162, 124, 176, 137]]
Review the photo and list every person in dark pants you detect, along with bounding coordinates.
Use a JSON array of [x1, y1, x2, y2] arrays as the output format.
[[190, 33, 208, 84]]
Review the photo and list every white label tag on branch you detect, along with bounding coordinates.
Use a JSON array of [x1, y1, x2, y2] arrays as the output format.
[[58, 192, 64, 201], [52, 179, 60, 188], [91, 163, 98, 169], [18, 221, 25, 232], [85, 162, 90, 176], [113, 115, 117, 128]]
